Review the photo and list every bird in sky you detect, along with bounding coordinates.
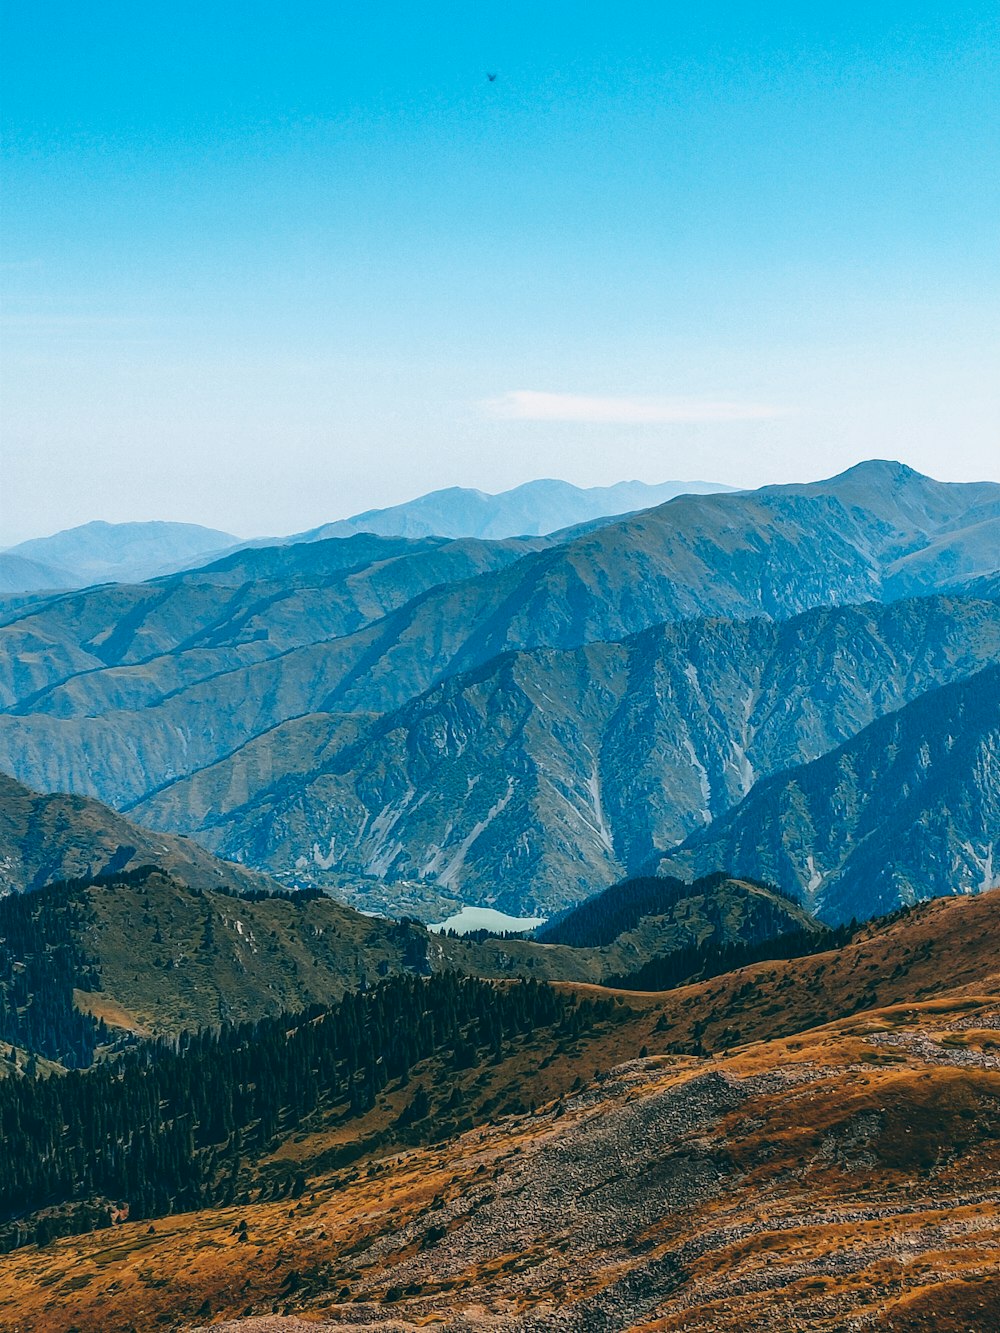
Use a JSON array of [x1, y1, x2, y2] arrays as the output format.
[[487, 72, 497, 82]]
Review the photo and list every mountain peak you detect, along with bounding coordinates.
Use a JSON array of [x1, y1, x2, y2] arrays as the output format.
[[755, 460, 999, 539], [831, 458, 923, 483]]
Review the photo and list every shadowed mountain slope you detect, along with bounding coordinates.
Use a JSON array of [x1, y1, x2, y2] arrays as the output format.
[[657, 663, 1000, 922], [436, 874, 823, 986], [534, 871, 813, 948], [0, 772, 282, 897]]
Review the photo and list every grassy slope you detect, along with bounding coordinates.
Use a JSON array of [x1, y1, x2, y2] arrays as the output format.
[[581, 886, 1000, 1053], [2, 889, 998, 1331], [5, 870, 820, 1042], [15, 868, 991, 1044], [76, 871, 430, 1033]]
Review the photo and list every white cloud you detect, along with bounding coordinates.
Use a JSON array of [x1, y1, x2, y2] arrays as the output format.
[[483, 390, 791, 424]]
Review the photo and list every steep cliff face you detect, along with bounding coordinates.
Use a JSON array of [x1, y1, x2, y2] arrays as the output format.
[[657, 665, 1000, 922], [133, 597, 1000, 917]]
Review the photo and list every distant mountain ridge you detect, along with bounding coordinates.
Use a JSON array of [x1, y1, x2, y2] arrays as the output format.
[[131, 594, 1000, 917], [2, 479, 730, 595], [1, 463, 995, 816], [3, 521, 238, 591], [289, 477, 735, 542]]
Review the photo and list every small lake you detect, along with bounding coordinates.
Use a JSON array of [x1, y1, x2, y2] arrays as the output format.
[[427, 906, 547, 936]]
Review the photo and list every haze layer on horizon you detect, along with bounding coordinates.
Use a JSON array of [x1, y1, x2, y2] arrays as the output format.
[[2, 2, 998, 545]]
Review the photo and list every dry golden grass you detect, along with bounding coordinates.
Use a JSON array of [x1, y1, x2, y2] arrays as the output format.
[[3, 890, 1000, 1332], [554, 887, 1000, 1056], [3, 991, 997, 1332], [73, 988, 151, 1036]]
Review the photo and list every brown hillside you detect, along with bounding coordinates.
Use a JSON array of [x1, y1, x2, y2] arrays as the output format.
[[1, 888, 998, 1331], [570, 886, 1000, 1055], [2, 995, 996, 1332]]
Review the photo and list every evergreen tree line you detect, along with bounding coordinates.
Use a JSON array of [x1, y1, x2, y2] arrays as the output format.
[[537, 872, 802, 948], [0, 971, 611, 1251], [440, 927, 533, 942], [211, 882, 328, 903], [606, 919, 858, 992], [0, 875, 109, 1067]]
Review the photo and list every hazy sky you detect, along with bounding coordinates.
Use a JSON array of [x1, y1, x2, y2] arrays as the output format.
[[2, 2, 998, 544]]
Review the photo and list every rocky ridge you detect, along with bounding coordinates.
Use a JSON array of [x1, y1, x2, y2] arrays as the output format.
[[659, 663, 1000, 921], [134, 596, 1000, 917]]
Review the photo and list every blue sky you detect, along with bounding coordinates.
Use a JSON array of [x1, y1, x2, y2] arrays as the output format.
[[2, 1, 998, 542]]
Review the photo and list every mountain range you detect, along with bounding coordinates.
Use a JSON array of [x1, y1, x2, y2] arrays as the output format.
[[130, 593, 1000, 918], [0, 768, 823, 1018], [1, 477, 731, 595], [0, 460, 997, 924], [1, 458, 999, 1330], [287, 477, 734, 542]]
